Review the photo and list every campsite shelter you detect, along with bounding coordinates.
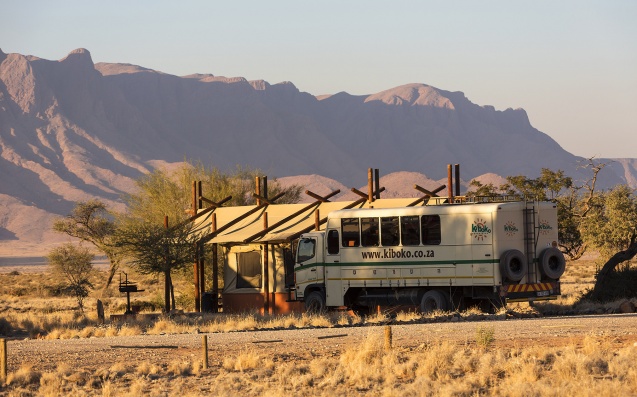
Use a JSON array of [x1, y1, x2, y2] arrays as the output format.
[[195, 196, 426, 314]]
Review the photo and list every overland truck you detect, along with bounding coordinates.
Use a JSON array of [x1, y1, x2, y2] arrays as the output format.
[[293, 199, 566, 313]]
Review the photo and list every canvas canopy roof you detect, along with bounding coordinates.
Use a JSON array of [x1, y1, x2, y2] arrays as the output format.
[[194, 198, 426, 245]]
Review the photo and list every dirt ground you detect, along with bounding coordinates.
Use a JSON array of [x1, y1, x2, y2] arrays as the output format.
[[6, 313, 637, 374]]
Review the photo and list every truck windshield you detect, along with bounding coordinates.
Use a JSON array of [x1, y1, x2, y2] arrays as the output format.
[[297, 238, 316, 263]]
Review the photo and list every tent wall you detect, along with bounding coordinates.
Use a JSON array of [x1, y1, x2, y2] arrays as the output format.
[[222, 243, 303, 314]]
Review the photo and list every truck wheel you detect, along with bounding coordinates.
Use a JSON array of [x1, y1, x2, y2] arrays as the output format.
[[419, 290, 449, 313], [499, 249, 527, 282], [305, 291, 326, 313], [539, 247, 566, 280]]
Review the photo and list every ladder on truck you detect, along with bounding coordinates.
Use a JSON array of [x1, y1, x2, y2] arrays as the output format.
[[523, 202, 539, 281]]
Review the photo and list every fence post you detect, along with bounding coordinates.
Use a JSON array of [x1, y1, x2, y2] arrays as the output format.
[[384, 326, 392, 351], [1, 338, 7, 383], [202, 335, 209, 370]]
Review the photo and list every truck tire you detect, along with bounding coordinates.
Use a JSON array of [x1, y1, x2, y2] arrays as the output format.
[[539, 247, 566, 280], [419, 290, 450, 313], [499, 249, 527, 282], [305, 291, 326, 313]]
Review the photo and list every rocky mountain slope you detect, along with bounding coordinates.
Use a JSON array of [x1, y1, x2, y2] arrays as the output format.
[[0, 48, 633, 256]]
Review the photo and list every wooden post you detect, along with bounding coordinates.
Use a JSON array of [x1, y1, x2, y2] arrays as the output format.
[[198, 181, 203, 209], [263, 176, 268, 201], [164, 216, 171, 313], [454, 164, 460, 198], [202, 335, 209, 369], [255, 176, 261, 205], [368, 168, 373, 202], [211, 213, 219, 313], [1, 338, 6, 384], [198, 242, 205, 310], [375, 168, 380, 199], [192, 182, 200, 312], [384, 325, 393, 351], [263, 212, 270, 315], [315, 209, 320, 231], [447, 164, 454, 204]]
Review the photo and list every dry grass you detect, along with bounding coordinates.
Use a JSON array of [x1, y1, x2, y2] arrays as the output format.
[[4, 332, 634, 396]]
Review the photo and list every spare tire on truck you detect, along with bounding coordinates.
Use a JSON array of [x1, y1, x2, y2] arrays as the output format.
[[539, 247, 566, 280], [499, 249, 528, 282]]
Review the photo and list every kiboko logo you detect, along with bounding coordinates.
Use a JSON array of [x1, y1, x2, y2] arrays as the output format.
[[471, 218, 491, 241], [538, 220, 553, 235], [504, 221, 519, 237]]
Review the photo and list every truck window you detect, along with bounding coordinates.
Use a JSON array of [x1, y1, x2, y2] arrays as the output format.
[[297, 238, 316, 263], [327, 230, 340, 254], [361, 217, 379, 247], [421, 215, 441, 245], [341, 218, 360, 247], [381, 217, 399, 246], [401, 216, 420, 246]]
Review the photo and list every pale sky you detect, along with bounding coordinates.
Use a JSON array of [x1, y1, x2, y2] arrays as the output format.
[[2, 1, 636, 158]]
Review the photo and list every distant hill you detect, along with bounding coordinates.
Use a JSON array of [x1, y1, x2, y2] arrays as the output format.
[[0, 48, 634, 256]]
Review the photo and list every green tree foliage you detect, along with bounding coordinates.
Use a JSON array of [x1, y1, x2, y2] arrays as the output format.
[[47, 243, 94, 312], [53, 200, 123, 289], [581, 184, 637, 259]]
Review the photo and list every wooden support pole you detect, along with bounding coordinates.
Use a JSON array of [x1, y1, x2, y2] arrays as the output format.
[[164, 216, 170, 313], [198, 242, 205, 310], [198, 181, 203, 209], [202, 335, 209, 370], [447, 164, 454, 204], [263, 212, 270, 315], [192, 182, 200, 312], [263, 176, 268, 200], [315, 209, 320, 231], [211, 213, 219, 313], [255, 176, 261, 205], [368, 168, 374, 203], [375, 168, 380, 199], [194, 245, 200, 312], [454, 164, 460, 198], [1, 338, 6, 384]]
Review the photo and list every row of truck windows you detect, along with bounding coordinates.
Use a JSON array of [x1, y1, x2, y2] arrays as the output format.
[[337, 215, 442, 248]]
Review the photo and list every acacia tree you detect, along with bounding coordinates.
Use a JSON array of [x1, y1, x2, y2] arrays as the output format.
[[47, 243, 94, 312], [53, 200, 123, 289], [115, 218, 199, 312], [581, 184, 637, 298]]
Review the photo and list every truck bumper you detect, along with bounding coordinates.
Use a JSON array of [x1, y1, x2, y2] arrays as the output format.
[[500, 282, 560, 302]]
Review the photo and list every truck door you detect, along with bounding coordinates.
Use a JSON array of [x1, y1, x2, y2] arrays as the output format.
[[296, 237, 318, 285]]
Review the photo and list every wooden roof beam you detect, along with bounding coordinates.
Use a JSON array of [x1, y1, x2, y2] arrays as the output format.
[[304, 189, 341, 202]]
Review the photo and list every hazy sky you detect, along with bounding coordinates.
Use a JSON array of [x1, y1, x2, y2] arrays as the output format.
[[2, 1, 636, 158]]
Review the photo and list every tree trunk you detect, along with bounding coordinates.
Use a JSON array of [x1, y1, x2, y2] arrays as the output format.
[[164, 269, 171, 313], [170, 279, 176, 311], [590, 241, 637, 300]]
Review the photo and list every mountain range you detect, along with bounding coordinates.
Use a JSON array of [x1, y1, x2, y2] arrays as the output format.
[[1, 48, 635, 257]]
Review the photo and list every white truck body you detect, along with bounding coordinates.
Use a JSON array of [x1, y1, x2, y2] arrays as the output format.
[[294, 200, 565, 311]]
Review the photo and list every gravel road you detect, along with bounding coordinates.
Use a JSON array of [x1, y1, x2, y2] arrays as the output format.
[[7, 314, 637, 373]]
